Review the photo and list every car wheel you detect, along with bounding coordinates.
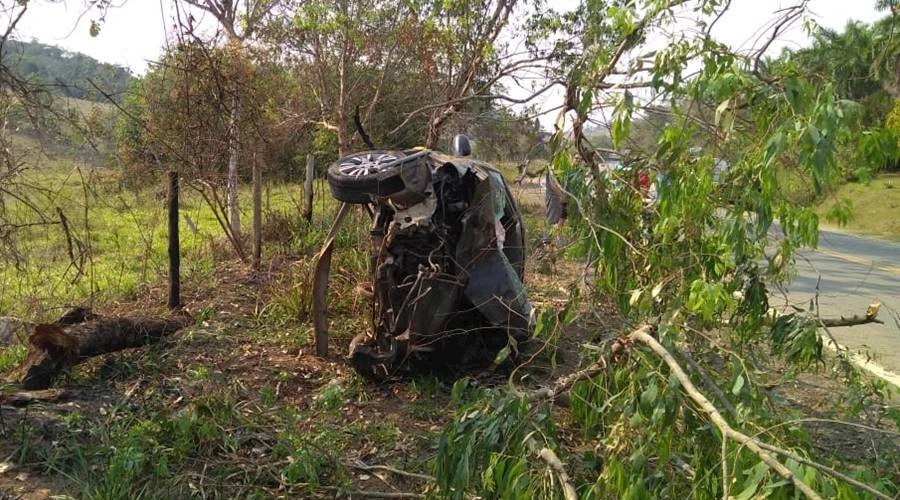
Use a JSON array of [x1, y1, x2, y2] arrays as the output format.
[[327, 150, 407, 204]]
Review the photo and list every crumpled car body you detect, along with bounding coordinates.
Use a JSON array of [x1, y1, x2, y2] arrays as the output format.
[[325, 148, 532, 380]]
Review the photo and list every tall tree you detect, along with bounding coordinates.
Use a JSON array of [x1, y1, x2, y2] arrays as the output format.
[[180, 0, 280, 237]]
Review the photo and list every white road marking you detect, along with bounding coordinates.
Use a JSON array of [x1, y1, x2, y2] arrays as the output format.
[[820, 334, 900, 388]]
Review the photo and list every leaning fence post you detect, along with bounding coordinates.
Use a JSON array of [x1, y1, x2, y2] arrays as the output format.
[[312, 202, 351, 357], [303, 154, 315, 222]]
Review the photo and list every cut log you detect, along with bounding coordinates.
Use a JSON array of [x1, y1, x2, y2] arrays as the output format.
[[10, 310, 192, 390]]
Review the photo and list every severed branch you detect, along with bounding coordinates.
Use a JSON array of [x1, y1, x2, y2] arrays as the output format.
[[524, 323, 886, 500], [815, 302, 883, 327], [630, 328, 824, 500], [817, 315, 883, 328]]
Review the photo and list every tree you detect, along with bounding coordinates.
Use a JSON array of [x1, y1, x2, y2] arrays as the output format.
[[180, 0, 281, 238], [117, 40, 296, 259], [264, 0, 553, 153], [431, 1, 900, 498]]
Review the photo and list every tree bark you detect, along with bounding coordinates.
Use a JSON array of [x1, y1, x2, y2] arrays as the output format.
[[168, 170, 181, 310], [227, 94, 241, 238], [11, 310, 192, 390], [252, 154, 262, 271], [304, 154, 315, 222]]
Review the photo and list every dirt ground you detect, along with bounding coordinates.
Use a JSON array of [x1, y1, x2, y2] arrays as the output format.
[[0, 241, 602, 498]]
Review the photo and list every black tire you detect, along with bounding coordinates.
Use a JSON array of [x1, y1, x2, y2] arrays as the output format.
[[327, 150, 407, 204]]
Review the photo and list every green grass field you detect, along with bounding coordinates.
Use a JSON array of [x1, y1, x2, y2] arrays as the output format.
[[0, 161, 351, 320], [817, 173, 900, 239]]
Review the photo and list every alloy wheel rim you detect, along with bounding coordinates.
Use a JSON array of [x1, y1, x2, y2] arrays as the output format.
[[337, 153, 398, 177]]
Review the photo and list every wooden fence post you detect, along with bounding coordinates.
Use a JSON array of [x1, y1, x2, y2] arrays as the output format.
[[303, 154, 315, 222], [252, 154, 262, 271], [167, 170, 181, 309]]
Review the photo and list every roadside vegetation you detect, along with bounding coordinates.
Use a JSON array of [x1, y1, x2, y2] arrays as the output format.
[[1, 0, 899, 499], [818, 173, 900, 238]]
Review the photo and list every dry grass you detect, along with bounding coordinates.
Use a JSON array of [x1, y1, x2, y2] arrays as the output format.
[[817, 173, 900, 239]]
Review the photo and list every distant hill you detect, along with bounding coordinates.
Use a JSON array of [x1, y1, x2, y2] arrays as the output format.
[[2, 39, 134, 102]]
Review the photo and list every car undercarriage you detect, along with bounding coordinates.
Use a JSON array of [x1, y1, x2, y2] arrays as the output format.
[[322, 140, 532, 380]]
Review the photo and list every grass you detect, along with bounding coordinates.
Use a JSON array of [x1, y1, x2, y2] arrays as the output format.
[[0, 163, 351, 320], [0, 152, 896, 497], [816, 173, 900, 239], [0, 147, 551, 498]]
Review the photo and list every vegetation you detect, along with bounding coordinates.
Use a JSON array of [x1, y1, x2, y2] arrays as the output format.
[[0, 0, 899, 499], [1, 39, 134, 102], [818, 173, 900, 237]]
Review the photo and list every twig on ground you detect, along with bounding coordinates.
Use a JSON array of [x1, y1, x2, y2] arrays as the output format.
[[0, 388, 67, 406], [538, 447, 578, 500], [319, 486, 424, 499], [349, 460, 435, 483]]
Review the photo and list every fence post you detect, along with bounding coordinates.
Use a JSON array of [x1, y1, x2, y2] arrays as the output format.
[[252, 154, 262, 271], [303, 154, 315, 222], [167, 170, 181, 309]]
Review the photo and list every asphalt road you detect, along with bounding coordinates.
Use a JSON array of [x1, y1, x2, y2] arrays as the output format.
[[776, 229, 900, 384]]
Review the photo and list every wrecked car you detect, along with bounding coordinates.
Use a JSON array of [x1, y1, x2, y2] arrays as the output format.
[[324, 135, 532, 380]]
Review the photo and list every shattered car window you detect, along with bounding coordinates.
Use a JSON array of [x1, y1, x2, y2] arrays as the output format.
[[325, 148, 532, 380]]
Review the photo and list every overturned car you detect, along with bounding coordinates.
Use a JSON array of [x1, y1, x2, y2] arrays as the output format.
[[323, 136, 532, 380]]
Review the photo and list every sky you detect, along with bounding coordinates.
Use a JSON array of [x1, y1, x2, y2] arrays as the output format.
[[3, 0, 889, 129], [7, 0, 886, 75]]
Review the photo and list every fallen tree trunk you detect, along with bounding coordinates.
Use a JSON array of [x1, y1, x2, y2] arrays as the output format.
[[10, 310, 192, 390]]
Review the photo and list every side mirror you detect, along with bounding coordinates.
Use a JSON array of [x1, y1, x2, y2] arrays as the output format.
[[452, 134, 472, 157]]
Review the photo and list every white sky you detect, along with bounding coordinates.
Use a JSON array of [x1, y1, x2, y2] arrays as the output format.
[[3, 0, 888, 129], [7, 1, 885, 74]]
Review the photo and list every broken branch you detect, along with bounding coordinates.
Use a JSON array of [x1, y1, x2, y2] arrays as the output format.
[[754, 441, 891, 500], [817, 314, 883, 327], [530, 326, 644, 403], [629, 328, 823, 500]]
